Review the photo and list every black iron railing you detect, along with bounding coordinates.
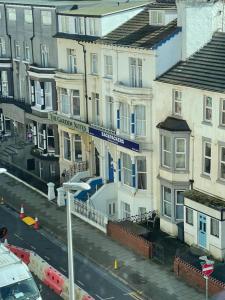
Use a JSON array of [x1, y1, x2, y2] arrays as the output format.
[[0, 96, 32, 113]]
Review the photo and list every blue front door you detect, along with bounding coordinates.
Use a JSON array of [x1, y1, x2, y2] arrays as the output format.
[[108, 152, 114, 182], [198, 213, 207, 248]]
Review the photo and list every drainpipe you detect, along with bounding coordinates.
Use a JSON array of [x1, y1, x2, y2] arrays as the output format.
[[30, 6, 35, 63], [4, 4, 13, 97], [78, 41, 88, 124]]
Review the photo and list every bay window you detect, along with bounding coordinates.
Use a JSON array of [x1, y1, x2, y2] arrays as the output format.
[[219, 146, 225, 180], [162, 186, 171, 218], [74, 134, 82, 161], [72, 90, 80, 116], [63, 132, 71, 160], [44, 82, 52, 109], [162, 135, 171, 168], [60, 88, 70, 114], [35, 81, 43, 106], [47, 125, 54, 152], [175, 138, 186, 169], [175, 190, 184, 220], [120, 102, 130, 134], [121, 201, 130, 218], [38, 124, 45, 150], [137, 157, 147, 190], [135, 105, 146, 137], [122, 153, 132, 187]]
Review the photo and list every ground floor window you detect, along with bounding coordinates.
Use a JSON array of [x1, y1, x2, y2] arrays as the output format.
[[63, 132, 71, 160], [121, 153, 132, 187], [109, 202, 116, 215], [137, 157, 147, 190], [186, 207, 193, 225], [162, 186, 171, 218], [47, 125, 55, 152], [175, 190, 184, 220], [37, 124, 45, 150], [121, 201, 130, 219], [210, 218, 219, 238]]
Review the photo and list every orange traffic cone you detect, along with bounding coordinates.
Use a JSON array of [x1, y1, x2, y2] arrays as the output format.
[[33, 217, 39, 230], [19, 205, 25, 219]]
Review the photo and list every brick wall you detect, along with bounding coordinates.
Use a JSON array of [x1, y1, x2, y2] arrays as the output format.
[[174, 256, 225, 295], [107, 221, 153, 258]]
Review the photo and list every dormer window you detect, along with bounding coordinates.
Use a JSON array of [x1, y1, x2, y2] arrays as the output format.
[[150, 10, 164, 26]]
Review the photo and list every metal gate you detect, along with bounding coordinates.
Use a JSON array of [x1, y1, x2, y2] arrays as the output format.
[[152, 243, 165, 264]]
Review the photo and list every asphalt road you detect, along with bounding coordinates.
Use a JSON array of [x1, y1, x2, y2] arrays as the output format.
[[0, 204, 140, 300]]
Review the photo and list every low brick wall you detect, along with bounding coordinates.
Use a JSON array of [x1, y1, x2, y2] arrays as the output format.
[[107, 221, 153, 258], [174, 256, 225, 295]]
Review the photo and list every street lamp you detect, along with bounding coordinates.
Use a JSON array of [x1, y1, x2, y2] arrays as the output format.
[[63, 181, 90, 300], [0, 168, 7, 174]]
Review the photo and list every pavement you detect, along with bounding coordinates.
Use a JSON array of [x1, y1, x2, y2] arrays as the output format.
[[0, 172, 205, 300]]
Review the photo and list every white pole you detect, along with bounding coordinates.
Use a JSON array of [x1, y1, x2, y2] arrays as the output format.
[[205, 276, 208, 300], [66, 190, 75, 300]]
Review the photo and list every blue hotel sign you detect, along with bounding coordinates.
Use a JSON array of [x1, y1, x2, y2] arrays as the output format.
[[89, 127, 139, 152]]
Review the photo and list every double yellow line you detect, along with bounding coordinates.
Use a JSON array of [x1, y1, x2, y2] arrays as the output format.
[[129, 291, 144, 300]]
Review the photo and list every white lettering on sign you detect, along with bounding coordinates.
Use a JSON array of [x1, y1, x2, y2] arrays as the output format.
[[202, 266, 213, 272], [101, 132, 124, 144]]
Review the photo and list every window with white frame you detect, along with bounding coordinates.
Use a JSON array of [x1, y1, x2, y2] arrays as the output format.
[[175, 190, 184, 220], [109, 202, 116, 215], [60, 88, 70, 114], [41, 44, 48, 67], [24, 42, 30, 61], [89, 18, 98, 36], [204, 96, 212, 122], [210, 218, 219, 237], [104, 55, 113, 78], [186, 207, 193, 225], [63, 131, 71, 160], [121, 201, 130, 218], [122, 153, 132, 187], [106, 96, 114, 130], [74, 17, 82, 34], [34, 81, 43, 106], [74, 134, 82, 161], [1, 71, 8, 96], [72, 90, 80, 116], [47, 125, 54, 152], [60, 15, 69, 33], [44, 82, 52, 109], [37, 124, 45, 150], [24, 9, 32, 24], [0, 38, 6, 56], [41, 11, 52, 25], [219, 146, 225, 180], [67, 49, 77, 73], [135, 105, 146, 137], [173, 89, 182, 116], [203, 141, 211, 175], [175, 138, 186, 169], [162, 135, 171, 168], [91, 53, 98, 74], [92, 93, 100, 125], [137, 157, 147, 190], [120, 102, 130, 134], [129, 58, 142, 88], [162, 186, 171, 218], [150, 10, 164, 25], [15, 41, 20, 58], [220, 99, 225, 126], [8, 8, 16, 21]]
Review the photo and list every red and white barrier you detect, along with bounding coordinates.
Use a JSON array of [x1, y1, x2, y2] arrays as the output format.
[[6, 243, 94, 300]]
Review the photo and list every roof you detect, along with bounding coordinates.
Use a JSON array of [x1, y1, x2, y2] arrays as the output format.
[[184, 189, 225, 212], [157, 32, 225, 93], [147, 0, 176, 9], [0, 0, 79, 7], [61, 1, 149, 16], [156, 116, 191, 132], [98, 9, 179, 49], [54, 32, 99, 42]]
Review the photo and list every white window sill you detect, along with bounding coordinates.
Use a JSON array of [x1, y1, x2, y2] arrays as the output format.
[[201, 120, 212, 126]]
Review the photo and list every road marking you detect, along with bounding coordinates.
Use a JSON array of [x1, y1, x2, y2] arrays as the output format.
[[44, 255, 50, 261], [14, 233, 24, 241], [104, 297, 115, 300], [30, 245, 36, 250], [77, 280, 85, 287]]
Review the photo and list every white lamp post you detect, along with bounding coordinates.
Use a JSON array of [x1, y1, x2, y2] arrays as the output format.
[[0, 168, 7, 174], [63, 182, 90, 300]]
